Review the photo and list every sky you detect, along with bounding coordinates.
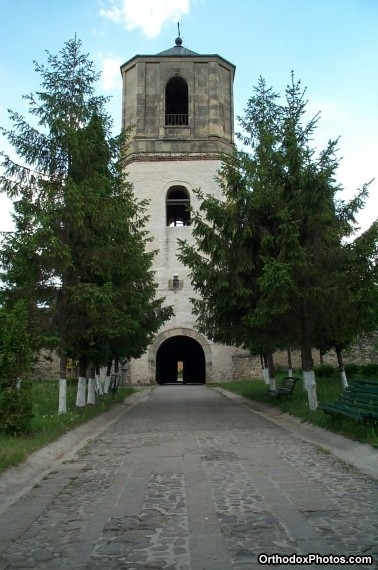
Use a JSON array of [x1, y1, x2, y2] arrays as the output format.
[[0, 0, 377, 234]]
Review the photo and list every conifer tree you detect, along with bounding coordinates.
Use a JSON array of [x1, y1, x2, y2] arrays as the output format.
[[1, 37, 172, 413], [179, 74, 377, 409]]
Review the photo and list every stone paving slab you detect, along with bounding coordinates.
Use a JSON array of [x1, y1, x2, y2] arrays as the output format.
[[218, 388, 378, 480], [0, 385, 377, 569]]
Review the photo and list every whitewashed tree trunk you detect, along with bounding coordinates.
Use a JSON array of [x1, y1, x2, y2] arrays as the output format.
[[335, 347, 348, 389], [266, 352, 277, 393], [287, 348, 293, 379], [87, 378, 96, 405], [262, 367, 270, 385], [76, 376, 87, 407], [302, 372, 307, 391], [58, 379, 67, 414], [340, 370, 348, 389], [104, 375, 110, 394], [95, 374, 103, 395], [303, 370, 318, 410], [58, 353, 68, 414], [269, 376, 276, 392]]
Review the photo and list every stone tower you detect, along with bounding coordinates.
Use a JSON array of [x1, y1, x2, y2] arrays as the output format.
[[121, 36, 250, 384]]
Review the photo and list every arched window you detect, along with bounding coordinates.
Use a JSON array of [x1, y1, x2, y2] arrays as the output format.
[[166, 186, 190, 226], [165, 77, 188, 126]]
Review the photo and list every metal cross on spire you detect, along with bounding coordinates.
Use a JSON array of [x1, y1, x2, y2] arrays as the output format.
[[175, 22, 183, 46]]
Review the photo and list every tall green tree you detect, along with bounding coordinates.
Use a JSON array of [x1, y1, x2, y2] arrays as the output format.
[[62, 112, 172, 406], [179, 74, 377, 409], [314, 217, 378, 386], [0, 37, 172, 413]]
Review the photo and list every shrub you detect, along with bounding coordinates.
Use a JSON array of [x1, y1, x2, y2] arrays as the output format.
[[314, 364, 337, 378], [0, 380, 34, 435], [344, 363, 361, 376], [359, 363, 378, 378]]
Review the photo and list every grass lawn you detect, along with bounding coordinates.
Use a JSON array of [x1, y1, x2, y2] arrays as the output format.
[[0, 379, 136, 473], [217, 372, 378, 449]]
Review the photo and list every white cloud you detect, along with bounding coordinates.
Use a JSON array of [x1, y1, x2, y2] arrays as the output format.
[[99, 54, 123, 91], [100, 0, 190, 38]]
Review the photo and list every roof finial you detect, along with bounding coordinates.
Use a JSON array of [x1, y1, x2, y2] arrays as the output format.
[[175, 22, 183, 46]]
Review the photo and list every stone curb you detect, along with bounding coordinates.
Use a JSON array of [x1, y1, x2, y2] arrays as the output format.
[[0, 388, 153, 515]]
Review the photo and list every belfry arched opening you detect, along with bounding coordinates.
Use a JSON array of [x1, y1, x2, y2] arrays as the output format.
[[156, 335, 206, 384]]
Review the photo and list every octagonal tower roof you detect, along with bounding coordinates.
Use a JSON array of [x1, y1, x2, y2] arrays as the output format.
[[157, 36, 199, 56], [121, 34, 235, 74]]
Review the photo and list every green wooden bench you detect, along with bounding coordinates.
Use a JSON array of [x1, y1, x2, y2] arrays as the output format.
[[269, 376, 299, 398], [349, 379, 378, 393], [318, 381, 378, 422]]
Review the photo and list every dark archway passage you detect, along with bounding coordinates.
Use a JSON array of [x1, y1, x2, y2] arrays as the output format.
[[156, 335, 206, 384]]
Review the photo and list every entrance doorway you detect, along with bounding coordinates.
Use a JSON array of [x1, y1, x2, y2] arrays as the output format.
[[156, 335, 206, 384]]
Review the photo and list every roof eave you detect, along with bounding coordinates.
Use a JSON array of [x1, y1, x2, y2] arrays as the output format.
[[120, 52, 235, 76]]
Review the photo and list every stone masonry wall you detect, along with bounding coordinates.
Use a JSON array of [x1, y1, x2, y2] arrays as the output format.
[[31, 338, 378, 383]]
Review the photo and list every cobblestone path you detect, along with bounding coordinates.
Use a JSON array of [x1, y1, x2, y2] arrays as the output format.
[[0, 386, 377, 569]]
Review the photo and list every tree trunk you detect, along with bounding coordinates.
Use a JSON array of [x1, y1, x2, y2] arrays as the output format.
[[259, 352, 264, 368], [267, 351, 276, 392], [114, 357, 119, 373], [261, 352, 269, 385], [262, 368, 270, 385], [319, 350, 324, 366], [58, 233, 70, 413], [335, 345, 348, 388], [58, 352, 67, 414], [95, 365, 103, 395], [300, 312, 318, 410], [104, 357, 112, 394], [287, 347, 293, 378], [300, 343, 318, 410], [87, 362, 96, 405], [76, 355, 87, 407]]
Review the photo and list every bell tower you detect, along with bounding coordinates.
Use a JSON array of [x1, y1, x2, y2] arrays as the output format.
[[121, 36, 246, 384], [121, 34, 235, 158]]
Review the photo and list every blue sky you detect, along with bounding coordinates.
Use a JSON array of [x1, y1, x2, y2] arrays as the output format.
[[0, 0, 377, 233]]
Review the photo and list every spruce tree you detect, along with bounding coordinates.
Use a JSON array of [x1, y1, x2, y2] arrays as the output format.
[[179, 74, 377, 409], [1, 37, 172, 413]]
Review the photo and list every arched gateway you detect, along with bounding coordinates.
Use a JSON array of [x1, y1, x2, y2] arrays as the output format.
[[149, 329, 211, 384]]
